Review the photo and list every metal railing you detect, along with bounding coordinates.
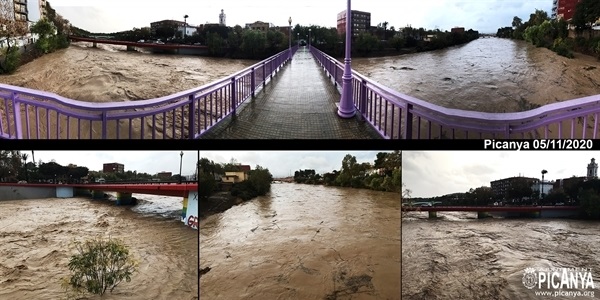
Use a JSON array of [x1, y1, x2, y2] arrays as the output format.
[[0, 45, 299, 139], [310, 46, 401, 139], [310, 46, 600, 139]]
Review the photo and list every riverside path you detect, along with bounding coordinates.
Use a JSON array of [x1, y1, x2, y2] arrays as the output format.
[[200, 47, 381, 139]]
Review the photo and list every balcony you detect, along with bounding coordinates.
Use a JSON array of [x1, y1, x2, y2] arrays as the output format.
[[14, 0, 27, 5]]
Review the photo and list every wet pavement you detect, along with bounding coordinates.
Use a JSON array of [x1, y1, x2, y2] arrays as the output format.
[[200, 47, 382, 139]]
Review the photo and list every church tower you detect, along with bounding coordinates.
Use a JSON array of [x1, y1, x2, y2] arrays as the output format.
[[587, 158, 598, 180], [219, 9, 226, 26]]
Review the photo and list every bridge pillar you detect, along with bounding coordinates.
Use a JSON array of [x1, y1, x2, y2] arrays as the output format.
[[56, 186, 74, 198], [92, 190, 104, 199], [477, 211, 491, 219], [428, 211, 437, 218], [93, 41, 97, 48], [126, 45, 134, 51], [116, 192, 134, 205], [181, 191, 198, 230]]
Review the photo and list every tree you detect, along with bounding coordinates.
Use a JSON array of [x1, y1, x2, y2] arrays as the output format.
[[0, 0, 27, 74], [198, 173, 217, 200], [572, 0, 600, 32], [240, 30, 267, 59], [579, 189, 600, 218], [507, 178, 533, 203], [512, 16, 523, 29], [247, 165, 273, 196], [155, 25, 176, 40], [65, 236, 137, 296]]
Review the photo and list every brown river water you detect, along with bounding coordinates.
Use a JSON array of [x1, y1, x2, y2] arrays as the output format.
[[1, 38, 599, 115], [0, 195, 198, 299], [402, 212, 600, 300], [200, 183, 400, 300]]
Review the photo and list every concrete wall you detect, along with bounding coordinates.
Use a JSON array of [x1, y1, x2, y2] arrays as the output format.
[[56, 187, 74, 198], [181, 191, 198, 230], [0, 186, 56, 200]]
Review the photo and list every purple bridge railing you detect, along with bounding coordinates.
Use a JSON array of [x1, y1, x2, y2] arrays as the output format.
[[310, 45, 600, 139], [0, 46, 298, 139]]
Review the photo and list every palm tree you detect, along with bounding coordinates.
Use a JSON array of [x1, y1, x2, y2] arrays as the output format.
[[21, 153, 28, 182], [31, 150, 35, 166]]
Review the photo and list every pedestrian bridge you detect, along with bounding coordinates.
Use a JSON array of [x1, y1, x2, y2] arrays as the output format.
[[1, 44, 599, 139], [402, 205, 580, 219]]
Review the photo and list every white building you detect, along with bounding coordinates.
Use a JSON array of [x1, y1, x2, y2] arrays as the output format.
[[176, 25, 198, 38], [531, 181, 554, 199], [587, 158, 598, 180], [219, 9, 226, 26]]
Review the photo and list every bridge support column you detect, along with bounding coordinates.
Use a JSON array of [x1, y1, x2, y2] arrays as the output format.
[[428, 211, 437, 218], [92, 190, 104, 199], [477, 211, 491, 219], [116, 192, 134, 205], [93, 41, 97, 48], [181, 191, 198, 229], [126, 45, 134, 51], [56, 186, 74, 198]]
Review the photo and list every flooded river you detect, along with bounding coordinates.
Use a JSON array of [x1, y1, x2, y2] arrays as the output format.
[[1, 38, 599, 116], [402, 212, 600, 300], [0, 194, 198, 299], [200, 183, 400, 300], [352, 37, 600, 113]]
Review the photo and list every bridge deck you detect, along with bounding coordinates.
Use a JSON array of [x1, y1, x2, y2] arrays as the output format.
[[200, 47, 382, 139]]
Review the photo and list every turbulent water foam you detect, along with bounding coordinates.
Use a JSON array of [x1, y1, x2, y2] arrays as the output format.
[[200, 183, 400, 299], [402, 211, 600, 300], [0, 197, 198, 299]]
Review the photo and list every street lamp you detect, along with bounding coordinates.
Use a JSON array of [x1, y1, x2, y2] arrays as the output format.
[[541, 170, 548, 205], [288, 17, 292, 61], [338, 0, 356, 118], [308, 28, 311, 47], [179, 151, 184, 184], [184, 14, 189, 41], [297, 33, 299, 46]]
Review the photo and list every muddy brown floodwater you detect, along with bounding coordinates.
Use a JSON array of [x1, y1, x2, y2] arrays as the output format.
[[0, 197, 198, 299], [352, 37, 600, 113], [200, 183, 400, 300], [402, 212, 600, 300]]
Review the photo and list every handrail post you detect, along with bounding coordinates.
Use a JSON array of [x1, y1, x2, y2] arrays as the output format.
[[405, 103, 413, 139], [12, 92, 22, 139], [262, 62, 266, 87], [334, 63, 338, 87], [360, 79, 367, 121], [251, 67, 256, 98], [188, 94, 195, 139], [270, 59, 274, 78], [231, 77, 237, 116], [101, 111, 107, 139], [504, 125, 511, 139]]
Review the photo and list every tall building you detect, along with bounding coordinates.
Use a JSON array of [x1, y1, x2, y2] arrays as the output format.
[[490, 176, 539, 198], [552, 0, 581, 21], [587, 158, 598, 180], [245, 21, 272, 32], [337, 9, 371, 37], [13, 0, 28, 22], [150, 19, 187, 36], [103, 163, 124, 174], [219, 9, 226, 26]]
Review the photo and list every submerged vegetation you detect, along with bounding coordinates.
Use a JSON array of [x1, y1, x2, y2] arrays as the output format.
[[293, 151, 401, 193], [497, 3, 600, 59]]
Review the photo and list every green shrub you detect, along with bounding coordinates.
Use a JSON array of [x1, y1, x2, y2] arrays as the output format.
[[552, 38, 575, 58], [0, 47, 21, 74], [64, 236, 137, 296]]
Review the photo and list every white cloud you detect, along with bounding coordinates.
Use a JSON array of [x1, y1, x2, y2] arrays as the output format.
[[403, 151, 598, 198], [49, 0, 551, 34]]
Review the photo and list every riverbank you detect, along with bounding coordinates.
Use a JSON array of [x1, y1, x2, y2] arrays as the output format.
[[199, 191, 243, 219]]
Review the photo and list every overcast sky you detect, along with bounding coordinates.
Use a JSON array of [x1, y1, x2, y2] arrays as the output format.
[[50, 0, 551, 34], [28, 151, 199, 176], [200, 151, 389, 178], [403, 151, 598, 198]]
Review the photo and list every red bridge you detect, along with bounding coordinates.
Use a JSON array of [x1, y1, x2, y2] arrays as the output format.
[[1, 182, 197, 197], [402, 206, 580, 212], [68, 35, 208, 51]]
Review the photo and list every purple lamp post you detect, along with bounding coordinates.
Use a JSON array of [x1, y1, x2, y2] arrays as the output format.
[[338, 0, 356, 118], [308, 28, 311, 47], [288, 17, 292, 61]]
